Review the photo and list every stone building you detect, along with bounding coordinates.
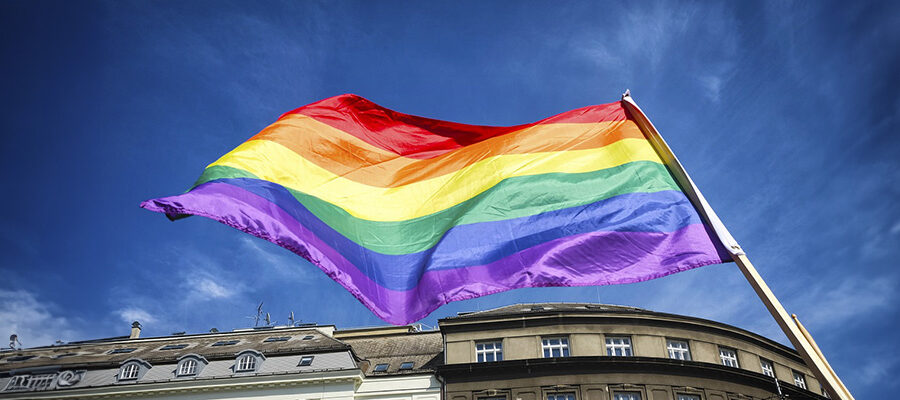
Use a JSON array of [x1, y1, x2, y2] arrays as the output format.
[[0, 322, 441, 400], [0, 303, 829, 400], [438, 303, 828, 400]]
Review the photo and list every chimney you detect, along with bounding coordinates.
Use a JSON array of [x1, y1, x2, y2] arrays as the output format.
[[130, 321, 142, 339]]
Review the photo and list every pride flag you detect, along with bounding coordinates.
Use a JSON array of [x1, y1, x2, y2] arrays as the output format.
[[142, 94, 731, 324]]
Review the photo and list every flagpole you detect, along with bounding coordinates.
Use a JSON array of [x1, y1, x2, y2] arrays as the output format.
[[792, 314, 855, 400], [620, 91, 850, 400]]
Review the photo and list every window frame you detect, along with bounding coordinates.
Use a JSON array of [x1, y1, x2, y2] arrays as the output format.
[[175, 354, 208, 378], [666, 339, 691, 361], [541, 336, 570, 358], [178, 359, 197, 376], [236, 354, 256, 372], [373, 363, 389, 372], [298, 355, 314, 366], [718, 347, 739, 368], [233, 350, 265, 373], [759, 358, 775, 377], [605, 335, 633, 357], [612, 391, 643, 400], [546, 392, 577, 400], [159, 344, 189, 351], [118, 361, 143, 381], [475, 340, 503, 362], [792, 370, 807, 389]]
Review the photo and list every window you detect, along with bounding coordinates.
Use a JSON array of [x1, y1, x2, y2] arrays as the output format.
[[792, 370, 807, 389], [120, 363, 140, 380], [666, 339, 691, 360], [676, 395, 700, 400], [476, 340, 503, 362], [236, 354, 257, 372], [302, 335, 314, 340], [541, 337, 570, 357], [299, 356, 314, 366], [399, 361, 414, 370], [109, 348, 136, 354], [5, 355, 35, 362], [718, 347, 739, 367], [613, 393, 642, 400], [264, 336, 290, 342], [547, 393, 575, 400], [373, 363, 389, 372], [212, 340, 239, 347], [760, 358, 775, 377], [160, 344, 188, 351], [605, 336, 633, 356], [178, 359, 197, 376]]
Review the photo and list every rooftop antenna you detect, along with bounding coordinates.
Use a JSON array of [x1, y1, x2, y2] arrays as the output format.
[[264, 312, 274, 326], [246, 301, 264, 327], [9, 334, 21, 350], [288, 311, 296, 326]]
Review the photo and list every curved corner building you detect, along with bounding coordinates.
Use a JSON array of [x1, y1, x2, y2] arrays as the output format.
[[437, 303, 828, 400]]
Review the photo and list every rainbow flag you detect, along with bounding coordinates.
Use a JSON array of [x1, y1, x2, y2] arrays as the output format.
[[142, 94, 731, 324]]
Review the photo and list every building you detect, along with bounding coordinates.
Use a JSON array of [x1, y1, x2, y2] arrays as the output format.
[[437, 303, 828, 400], [1, 303, 829, 400], [0, 322, 440, 400]]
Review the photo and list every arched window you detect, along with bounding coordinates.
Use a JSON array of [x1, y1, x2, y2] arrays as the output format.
[[117, 359, 151, 382], [178, 359, 197, 376], [120, 363, 139, 380], [233, 350, 264, 373], [236, 354, 256, 371], [175, 354, 208, 378]]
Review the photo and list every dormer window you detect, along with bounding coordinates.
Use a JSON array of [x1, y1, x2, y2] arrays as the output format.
[[117, 359, 151, 382], [234, 350, 265, 373], [237, 354, 256, 371], [179, 359, 197, 376], [175, 354, 208, 377], [120, 364, 139, 380]]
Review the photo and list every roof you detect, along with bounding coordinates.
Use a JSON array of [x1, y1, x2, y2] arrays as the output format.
[[342, 331, 442, 376], [443, 302, 648, 320], [0, 326, 348, 372]]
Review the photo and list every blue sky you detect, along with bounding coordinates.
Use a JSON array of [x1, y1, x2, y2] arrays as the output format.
[[1, 1, 897, 397]]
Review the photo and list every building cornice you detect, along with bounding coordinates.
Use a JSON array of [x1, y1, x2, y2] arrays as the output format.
[[436, 356, 825, 400], [0, 369, 363, 399]]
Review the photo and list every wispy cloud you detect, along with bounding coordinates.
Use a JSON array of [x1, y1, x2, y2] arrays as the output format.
[[792, 275, 896, 332], [0, 289, 81, 347], [191, 277, 234, 299], [116, 307, 158, 325]]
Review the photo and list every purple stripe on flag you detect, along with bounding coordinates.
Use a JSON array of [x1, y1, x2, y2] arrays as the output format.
[[142, 182, 728, 324]]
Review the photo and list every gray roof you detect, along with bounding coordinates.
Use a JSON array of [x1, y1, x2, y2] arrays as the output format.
[[342, 331, 442, 376], [0, 327, 347, 372]]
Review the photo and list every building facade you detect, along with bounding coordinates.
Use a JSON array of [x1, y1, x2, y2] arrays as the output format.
[[0, 323, 440, 400], [1, 303, 828, 400], [438, 304, 828, 400]]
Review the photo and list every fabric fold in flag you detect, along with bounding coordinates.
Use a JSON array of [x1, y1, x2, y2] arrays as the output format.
[[142, 94, 731, 324]]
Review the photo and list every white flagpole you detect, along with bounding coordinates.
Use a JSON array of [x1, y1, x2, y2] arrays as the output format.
[[620, 91, 851, 400]]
